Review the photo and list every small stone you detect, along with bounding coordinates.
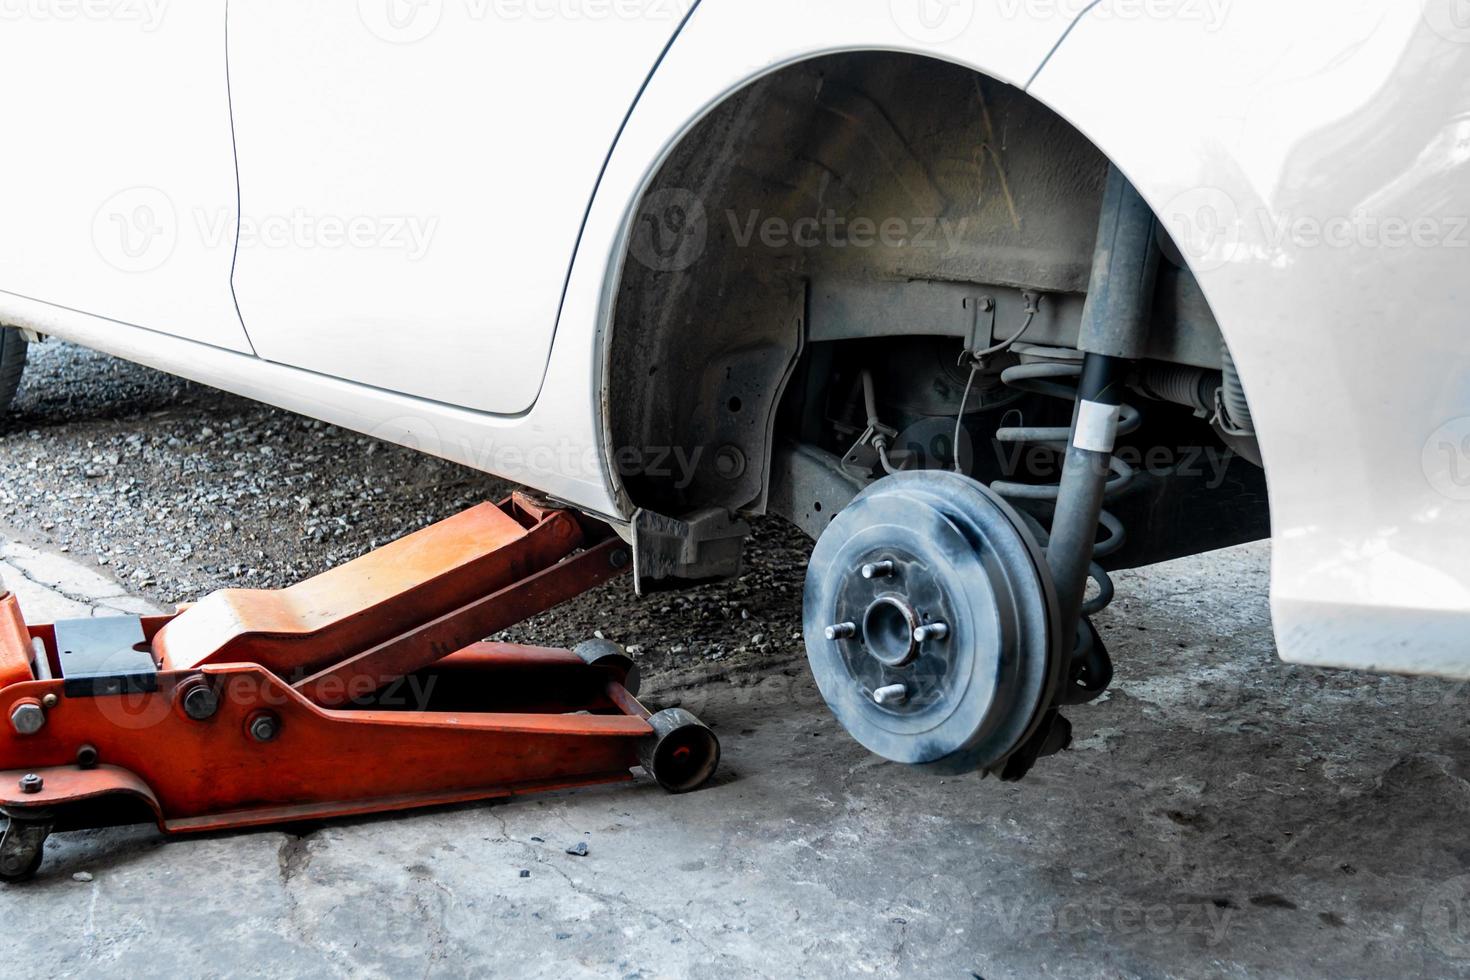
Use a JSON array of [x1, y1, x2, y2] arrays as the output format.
[[519, 869, 531, 878], [565, 842, 589, 857], [530, 836, 544, 843], [72, 872, 93, 883], [626, 645, 643, 655]]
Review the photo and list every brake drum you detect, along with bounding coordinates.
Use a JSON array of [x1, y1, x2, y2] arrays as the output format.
[[802, 471, 1065, 774]]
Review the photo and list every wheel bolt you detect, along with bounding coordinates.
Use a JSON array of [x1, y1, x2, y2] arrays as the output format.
[[861, 561, 895, 580], [824, 622, 857, 641], [873, 684, 908, 706], [913, 623, 949, 643], [18, 773, 43, 794]]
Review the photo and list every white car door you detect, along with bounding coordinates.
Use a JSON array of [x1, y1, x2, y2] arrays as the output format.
[[0, 2, 250, 351], [227, 2, 693, 415]]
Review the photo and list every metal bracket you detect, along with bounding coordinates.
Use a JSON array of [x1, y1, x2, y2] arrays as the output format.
[[839, 421, 900, 479], [631, 508, 749, 594], [54, 617, 157, 698], [964, 294, 998, 361]]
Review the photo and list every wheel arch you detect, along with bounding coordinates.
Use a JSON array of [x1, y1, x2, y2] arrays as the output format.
[[587, 39, 1263, 526], [562, 2, 1106, 519], [582, 6, 1286, 596]]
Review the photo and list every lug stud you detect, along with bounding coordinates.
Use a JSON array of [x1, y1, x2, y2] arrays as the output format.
[[913, 623, 949, 643], [824, 622, 858, 641], [861, 561, 895, 580], [873, 684, 908, 706]]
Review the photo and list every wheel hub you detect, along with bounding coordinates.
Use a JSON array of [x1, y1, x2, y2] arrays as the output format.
[[803, 471, 1065, 773], [861, 594, 922, 669]]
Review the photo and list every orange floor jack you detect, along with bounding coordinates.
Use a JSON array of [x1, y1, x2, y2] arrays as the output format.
[[0, 495, 719, 881]]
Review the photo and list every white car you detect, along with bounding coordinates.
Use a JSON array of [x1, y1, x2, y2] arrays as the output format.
[[2, 1, 1467, 777]]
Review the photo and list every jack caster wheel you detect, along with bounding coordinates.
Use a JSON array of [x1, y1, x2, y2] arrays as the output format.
[[803, 471, 1066, 774], [639, 708, 720, 793], [574, 638, 641, 695], [0, 814, 51, 883]]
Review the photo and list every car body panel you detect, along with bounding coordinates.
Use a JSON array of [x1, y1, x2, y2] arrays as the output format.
[[0, 1, 1085, 522], [0, 1, 249, 351], [2, 2, 1467, 679], [1029, 0, 1470, 676], [0, 286, 623, 519], [226, 1, 693, 415]]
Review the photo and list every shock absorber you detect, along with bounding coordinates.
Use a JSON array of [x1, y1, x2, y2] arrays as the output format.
[[993, 165, 1161, 703], [991, 350, 1141, 617]]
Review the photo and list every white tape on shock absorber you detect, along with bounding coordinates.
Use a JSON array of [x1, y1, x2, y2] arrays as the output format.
[[1073, 400, 1123, 453]]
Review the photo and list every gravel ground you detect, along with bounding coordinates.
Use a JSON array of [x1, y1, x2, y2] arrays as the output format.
[[0, 341, 810, 681]]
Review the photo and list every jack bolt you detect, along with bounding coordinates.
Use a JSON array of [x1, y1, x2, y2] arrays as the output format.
[[9, 701, 44, 736]]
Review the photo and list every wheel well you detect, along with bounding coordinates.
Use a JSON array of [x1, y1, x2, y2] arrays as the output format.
[[606, 50, 1268, 577]]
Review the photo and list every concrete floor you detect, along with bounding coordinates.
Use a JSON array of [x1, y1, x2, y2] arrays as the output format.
[[2, 534, 1469, 978]]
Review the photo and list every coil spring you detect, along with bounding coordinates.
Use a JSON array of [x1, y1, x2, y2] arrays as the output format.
[[989, 350, 1141, 618]]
